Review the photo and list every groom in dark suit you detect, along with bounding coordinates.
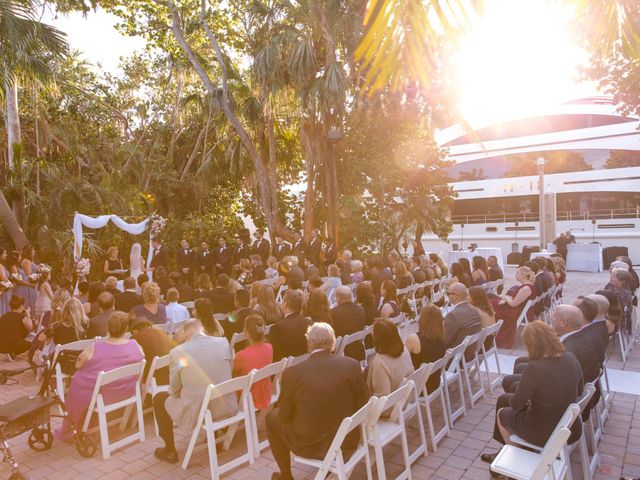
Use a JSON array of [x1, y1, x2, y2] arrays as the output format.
[[150, 238, 169, 273]]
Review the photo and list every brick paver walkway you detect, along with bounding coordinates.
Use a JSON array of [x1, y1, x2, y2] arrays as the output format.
[[1, 269, 639, 480]]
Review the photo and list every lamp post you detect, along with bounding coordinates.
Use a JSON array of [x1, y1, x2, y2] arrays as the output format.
[[537, 157, 545, 250]]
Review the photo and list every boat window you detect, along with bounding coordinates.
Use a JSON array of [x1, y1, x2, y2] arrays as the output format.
[[451, 195, 539, 224], [557, 192, 640, 220]]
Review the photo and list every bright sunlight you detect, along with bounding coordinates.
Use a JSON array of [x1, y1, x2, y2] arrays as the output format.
[[453, 0, 596, 126]]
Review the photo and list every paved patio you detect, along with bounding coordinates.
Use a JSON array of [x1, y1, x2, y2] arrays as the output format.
[[1, 269, 639, 480]]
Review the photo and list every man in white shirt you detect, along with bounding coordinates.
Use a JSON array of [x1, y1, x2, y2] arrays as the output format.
[[165, 287, 190, 329]]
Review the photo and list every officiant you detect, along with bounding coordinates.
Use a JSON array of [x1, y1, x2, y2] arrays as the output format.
[[103, 246, 127, 280]]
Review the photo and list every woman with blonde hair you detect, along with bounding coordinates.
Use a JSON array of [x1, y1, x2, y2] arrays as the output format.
[[52, 297, 88, 344], [491, 266, 537, 348], [131, 282, 167, 324], [254, 284, 282, 324]]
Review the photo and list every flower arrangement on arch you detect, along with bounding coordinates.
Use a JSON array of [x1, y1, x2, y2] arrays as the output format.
[[75, 258, 91, 281], [148, 214, 167, 239]]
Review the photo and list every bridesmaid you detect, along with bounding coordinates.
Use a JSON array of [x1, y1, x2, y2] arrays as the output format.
[[0, 248, 11, 316], [20, 245, 39, 314], [8, 251, 36, 314]]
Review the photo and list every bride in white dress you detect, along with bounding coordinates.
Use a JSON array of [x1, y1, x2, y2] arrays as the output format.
[[129, 243, 146, 285]]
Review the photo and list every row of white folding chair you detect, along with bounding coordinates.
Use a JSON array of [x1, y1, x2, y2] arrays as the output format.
[[481, 278, 505, 295], [275, 284, 287, 303], [491, 404, 580, 480], [52, 338, 97, 405], [229, 324, 272, 359]]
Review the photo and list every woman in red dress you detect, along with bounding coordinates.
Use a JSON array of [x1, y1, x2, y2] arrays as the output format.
[[492, 266, 537, 348]]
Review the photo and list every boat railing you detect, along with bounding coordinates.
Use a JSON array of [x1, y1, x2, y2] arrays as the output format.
[[452, 208, 640, 224], [557, 208, 640, 221]]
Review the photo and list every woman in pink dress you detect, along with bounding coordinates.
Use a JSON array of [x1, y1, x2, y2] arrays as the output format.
[[232, 314, 273, 410], [492, 266, 537, 349], [56, 311, 143, 440]]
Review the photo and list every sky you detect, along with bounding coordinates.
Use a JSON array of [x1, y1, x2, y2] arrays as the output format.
[[43, 1, 598, 124]]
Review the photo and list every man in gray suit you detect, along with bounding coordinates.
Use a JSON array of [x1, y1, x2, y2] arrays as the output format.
[[443, 282, 482, 351], [153, 319, 236, 463], [85, 292, 115, 338]]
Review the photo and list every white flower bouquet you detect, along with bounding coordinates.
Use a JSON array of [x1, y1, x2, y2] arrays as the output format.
[[0, 279, 13, 292], [148, 214, 167, 239], [9, 272, 22, 283], [76, 258, 91, 280]]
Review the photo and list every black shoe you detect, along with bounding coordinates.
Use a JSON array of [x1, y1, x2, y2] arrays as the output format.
[[154, 447, 179, 464], [481, 452, 498, 463]]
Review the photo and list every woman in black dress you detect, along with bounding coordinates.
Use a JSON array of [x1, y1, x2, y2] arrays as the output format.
[[405, 304, 446, 393], [482, 321, 583, 463], [104, 246, 126, 280]]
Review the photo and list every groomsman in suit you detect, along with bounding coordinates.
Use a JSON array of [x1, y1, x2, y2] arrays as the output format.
[[150, 238, 169, 273], [176, 239, 196, 282], [324, 238, 337, 267], [307, 229, 322, 267], [215, 236, 231, 275], [251, 229, 271, 263], [273, 235, 290, 261], [196, 241, 215, 277], [232, 234, 249, 268], [291, 230, 306, 262]]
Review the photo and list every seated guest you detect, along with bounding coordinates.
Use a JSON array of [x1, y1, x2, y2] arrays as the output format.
[[136, 273, 149, 294], [268, 290, 312, 361], [194, 273, 214, 300], [165, 288, 190, 328], [355, 282, 377, 326], [350, 259, 365, 284], [481, 321, 583, 463], [336, 258, 351, 286], [83, 281, 105, 318], [428, 253, 445, 277], [614, 255, 639, 290], [114, 277, 143, 313], [170, 272, 194, 303], [306, 275, 323, 291], [303, 288, 331, 324], [237, 258, 254, 287], [85, 292, 116, 338], [606, 268, 634, 335], [492, 266, 537, 348], [322, 264, 342, 293], [367, 317, 414, 397], [283, 256, 305, 290], [379, 279, 400, 319], [552, 257, 566, 284], [573, 295, 607, 365], [330, 286, 366, 361], [405, 305, 446, 393], [303, 257, 320, 280], [208, 274, 235, 314], [393, 261, 413, 289], [533, 257, 556, 288], [49, 297, 87, 345], [104, 276, 120, 296], [254, 284, 283, 325], [467, 286, 496, 349], [155, 266, 173, 296], [131, 318, 174, 384], [193, 298, 225, 337], [131, 282, 167, 325], [471, 256, 489, 286], [526, 261, 549, 299], [459, 257, 473, 282], [221, 289, 253, 341], [595, 289, 620, 335], [265, 256, 279, 279], [443, 283, 482, 350], [75, 280, 89, 304], [153, 319, 235, 464], [250, 254, 266, 281], [487, 255, 504, 293], [0, 295, 33, 358], [266, 322, 369, 480], [57, 312, 144, 441], [233, 314, 273, 409], [449, 262, 471, 288]]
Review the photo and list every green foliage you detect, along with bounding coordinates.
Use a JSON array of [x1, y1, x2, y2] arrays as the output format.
[[505, 150, 592, 177], [605, 150, 640, 169]]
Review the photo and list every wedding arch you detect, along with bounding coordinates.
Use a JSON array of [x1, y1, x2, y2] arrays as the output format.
[[72, 213, 161, 271]]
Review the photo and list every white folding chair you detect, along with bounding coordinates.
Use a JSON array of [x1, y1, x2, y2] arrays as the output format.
[[181, 301, 195, 310], [442, 339, 469, 425], [599, 362, 613, 424], [366, 382, 413, 480], [336, 330, 365, 358], [214, 313, 227, 322], [229, 331, 247, 359], [275, 285, 288, 304], [169, 319, 188, 335], [182, 373, 256, 477], [248, 358, 288, 454], [152, 323, 170, 333], [82, 360, 146, 459], [479, 320, 504, 391], [286, 353, 310, 367], [143, 354, 170, 436], [460, 332, 486, 407], [293, 397, 376, 480], [52, 339, 95, 405], [418, 356, 450, 452], [491, 405, 579, 480], [515, 299, 535, 330], [403, 364, 431, 463]]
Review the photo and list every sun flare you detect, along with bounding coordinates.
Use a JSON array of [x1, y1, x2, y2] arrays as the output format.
[[453, 0, 595, 127]]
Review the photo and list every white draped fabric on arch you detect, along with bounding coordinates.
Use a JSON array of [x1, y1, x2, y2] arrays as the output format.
[[72, 213, 153, 270]]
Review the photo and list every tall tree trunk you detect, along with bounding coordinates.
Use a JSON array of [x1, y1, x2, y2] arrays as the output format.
[[265, 101, 278, 241], [34, 84, 41, 196], [300, 120, 320, 241], [180, 120, 209, 181], [0, 189, 28, 248], [167, 68, 183, 164], [5, 77, 21, 170]]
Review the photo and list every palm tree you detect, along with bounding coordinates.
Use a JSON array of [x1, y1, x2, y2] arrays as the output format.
[[0, 0, 68, 247]]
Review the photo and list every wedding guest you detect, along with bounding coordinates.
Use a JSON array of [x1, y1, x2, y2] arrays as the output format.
[[75, 281, 89, 305], [194, 273, 214, 300], [330, 286, 366, 361], [114, 277, 143, 313], [406, 305, 446, 393], [0, 295, 33, 358], [266, 322, 368, 480], [595, 289, 620, 335], [468, 286, 496, 328], [152, 319, 234, 464], [233, 314, 273, 409], [84, 281, 106, 318], [104, 246, 126, 280], [471, 256, 489, 286], [552, 257, 566, 284], [303, 257, 320, 280], [367, 317, 414, 397], [307, 275, 324, 292], [321, 264, 342, 293], [443, 283, 482, 350], [355, 283, 377, 326], [165, 288, 190, 328], [131, 318, 174, 384], [254, 284, 282, 325], [131, 282, 167, 325], [35, 269, 54, 320], [449, 262, 471, 288], [208, 274, 235, 314], [136, 273, 149, 293], [487, 255, 504, 293], [304, 288, 331, 324], [250, 255, 266, 281], [155, 266, 172, 296], [606, 269, 634, 334], [221, 290, 253, 341], [428, 253, 446, 277], [104, 276, 120, 296], [85, 292, 116, 338], [492, 266, 537, 348], [176, 239, 196, 281], [20, 245, 40, 310], [268, 290, 312, 361], [350, 260, 365, 284], [50, 297, 87, 345], [265, 256, 279, 279], [379, 280, 400, 319], [393, 261, 413, 289], [459, 257, 472, 281], [170, 272, 194, 303], [237, 258, 254, 287], [284, 256, 304, 290], [57, 312, 144, 441], [149, 238, 169, 273], [193, 298, 225, 337]]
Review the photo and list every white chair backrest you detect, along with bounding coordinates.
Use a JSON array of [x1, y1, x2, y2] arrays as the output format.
[[531, 404, 580, 479], [252, 358, 287, 384], [152, 323, 169, 332], [213, 313, 227, 322], [446, 339, 469, 373], [287, 353, 310, 367], [576, 384, 596, 413], [196, 372, 254, 425], [230, 332, 247, 351], [370, 381, 413, 425], [483, 319, 503, 339], [323, 397, 377, 461], [181, 301, 195, 310], [144, 354, 170, 391], [263, 324, 272, 335], [53, 338, 94, 364], [276, 285, 288, 303], [390, 313, 404, 327], [336, 330, 365, 356], [170, 319, 189, 335], [405, 363, 434, 396]]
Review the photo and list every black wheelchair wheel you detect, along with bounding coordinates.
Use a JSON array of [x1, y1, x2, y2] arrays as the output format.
[[27, 428, 53, 452], [75, 433, 97, 458], [9, 471, 29, 480]]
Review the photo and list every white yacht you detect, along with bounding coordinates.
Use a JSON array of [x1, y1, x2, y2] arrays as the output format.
[[422, 97, 640, 262]]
